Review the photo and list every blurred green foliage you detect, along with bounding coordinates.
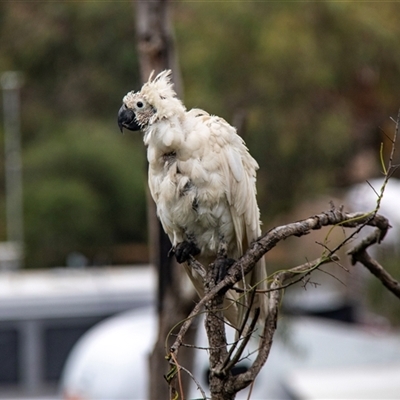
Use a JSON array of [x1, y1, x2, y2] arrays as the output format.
[[0, 2, 145, 267], [175, 1, 400, 217], [0, 1, 400, 269], [23, 121, 146, 267]]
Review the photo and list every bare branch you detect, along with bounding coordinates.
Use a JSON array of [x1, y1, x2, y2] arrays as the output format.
[[231, 254, 338, 392], [347, 112, 400, 299], [349, 248, 400, 299], [178, 365, 207, 400], [231, 255, 339, 294], [221, 307, 260, 375], [232, 270, 283, 392], [169, 210, 390, 358]]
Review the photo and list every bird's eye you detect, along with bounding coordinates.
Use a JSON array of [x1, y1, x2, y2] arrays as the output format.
[[137, 101, 144, 108]]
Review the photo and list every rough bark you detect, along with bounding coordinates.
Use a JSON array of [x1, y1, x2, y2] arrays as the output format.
[[204, 264, 235, 400]]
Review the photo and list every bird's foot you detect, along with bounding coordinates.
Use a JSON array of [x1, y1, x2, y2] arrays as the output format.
[[173, 240, 200, 264], [214, 256, 236, 285], [213, 237, 235, 284]]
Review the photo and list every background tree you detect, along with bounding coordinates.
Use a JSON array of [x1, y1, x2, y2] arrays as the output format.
[[134, 2, 197, 399], [0, 2, 147, 268], [1, 1, 400, 270]]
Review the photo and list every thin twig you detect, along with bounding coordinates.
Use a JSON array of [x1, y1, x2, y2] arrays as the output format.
[[232, 270, 284, 392], [317, 267, 347, 287], [169, 352, 184, 400], [221, 308, 260, 375], [231, 255, 339, 294], [230, 287, 257, 341], [179, 365, 208, 400]]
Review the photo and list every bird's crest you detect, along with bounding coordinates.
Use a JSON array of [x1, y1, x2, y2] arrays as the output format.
[[139, 70, 186, 119]]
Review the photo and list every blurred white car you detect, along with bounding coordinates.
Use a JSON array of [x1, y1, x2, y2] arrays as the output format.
[[60, 303, 400, 400]]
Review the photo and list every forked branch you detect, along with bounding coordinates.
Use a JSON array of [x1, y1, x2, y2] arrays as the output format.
[[169, 209, 390, 358]]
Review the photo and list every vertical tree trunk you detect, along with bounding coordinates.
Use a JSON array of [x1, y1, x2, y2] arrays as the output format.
[[135, 0, 182, 95], [134, 2, 196, 399], [204, 267, 236, 400]]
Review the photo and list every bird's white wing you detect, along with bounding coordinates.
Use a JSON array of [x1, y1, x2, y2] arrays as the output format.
[[187, 112, 269, 329], [201, 114, 261, 251]]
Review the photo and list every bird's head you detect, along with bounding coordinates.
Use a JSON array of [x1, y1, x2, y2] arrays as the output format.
[[118, 69, 185, 133], [118, 92, 156, 132]]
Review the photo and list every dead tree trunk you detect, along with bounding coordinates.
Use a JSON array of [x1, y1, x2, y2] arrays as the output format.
[[134, 1, 196, 399]]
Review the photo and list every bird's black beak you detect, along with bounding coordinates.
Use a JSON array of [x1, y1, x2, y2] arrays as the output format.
[[117, 104, 141, 132]]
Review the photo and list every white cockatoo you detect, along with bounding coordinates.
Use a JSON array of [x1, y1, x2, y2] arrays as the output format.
[[118, 70, 268, 333]]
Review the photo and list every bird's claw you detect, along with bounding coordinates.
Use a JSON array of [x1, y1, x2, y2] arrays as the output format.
[[214, 257, 235, 284], [173, 240, 200, 264]]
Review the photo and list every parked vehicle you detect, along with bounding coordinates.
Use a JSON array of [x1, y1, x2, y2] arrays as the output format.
[[61, 305, 400, 399], [0, 266, 154, 399]]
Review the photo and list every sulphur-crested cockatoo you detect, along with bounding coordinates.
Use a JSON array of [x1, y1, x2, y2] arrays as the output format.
[[118, 70, 268, 333]]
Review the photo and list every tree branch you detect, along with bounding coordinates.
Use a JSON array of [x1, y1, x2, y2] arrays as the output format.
[[169, 209, 390, 358], [347, 109, 400, 299], [231, 253, 340, 392], [348, 226, 400, 299], [349, 248, 400, 299], [165, 204, 395, 399]]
